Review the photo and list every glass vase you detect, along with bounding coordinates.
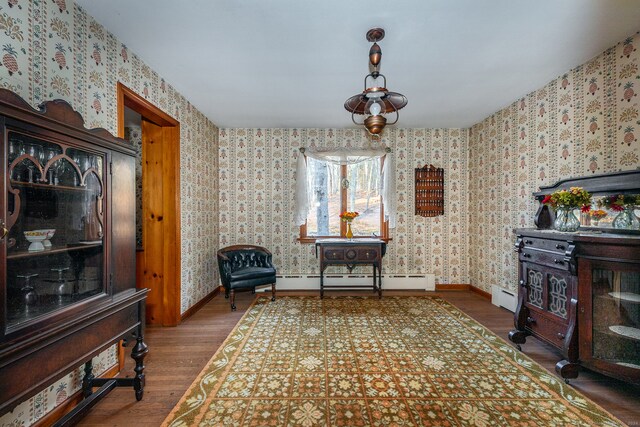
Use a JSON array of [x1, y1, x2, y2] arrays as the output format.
[[554, 207, 580, 232], [612, 206, 640, 230], [345, 222, 353, 240]]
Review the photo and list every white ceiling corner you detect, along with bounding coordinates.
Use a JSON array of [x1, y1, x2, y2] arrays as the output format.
[[76, 0, 640, 129]]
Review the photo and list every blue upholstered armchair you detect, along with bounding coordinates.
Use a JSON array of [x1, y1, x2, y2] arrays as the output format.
[[217, 245, 277, 310]]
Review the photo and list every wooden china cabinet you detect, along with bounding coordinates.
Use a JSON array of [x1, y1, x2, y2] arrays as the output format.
[[509, 170, 640, 385], [0, 89, 148, 422]]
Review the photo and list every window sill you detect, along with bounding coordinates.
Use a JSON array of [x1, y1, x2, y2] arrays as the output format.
[[297, 237, 392, 244]]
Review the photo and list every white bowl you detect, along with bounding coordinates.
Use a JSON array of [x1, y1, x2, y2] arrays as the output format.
[[34, 229, 55, 247], [24, 230, 47, 251]]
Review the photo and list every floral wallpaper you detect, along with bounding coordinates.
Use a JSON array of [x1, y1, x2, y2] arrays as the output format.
[[0, 0, 218, 425], [219, 128, 470, 284], [468, 32, 640, 294]]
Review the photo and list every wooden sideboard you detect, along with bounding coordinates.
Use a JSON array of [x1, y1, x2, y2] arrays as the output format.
[[315, 239, 386, 298], [510, 229, 640, 384], [509, 170, 640, 384]]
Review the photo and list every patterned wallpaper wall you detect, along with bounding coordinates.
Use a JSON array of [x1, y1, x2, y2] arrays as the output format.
[[0, 1, 218, 425], [468, 32, 640, 294], [219, 128, 469, 284]]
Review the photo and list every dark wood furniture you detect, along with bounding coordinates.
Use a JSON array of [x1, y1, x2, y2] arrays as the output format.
[[509, 170, 640, 384], [415, 164, 444, 217], [217, 245, 276, 311], [0, 89, 149, 422], [315, 238, 386, 298]]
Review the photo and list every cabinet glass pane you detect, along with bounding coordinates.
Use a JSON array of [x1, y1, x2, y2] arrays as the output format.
[[527, 269, 544, 308], [6, 131, 105, 329], [592, 269, 640, 370]]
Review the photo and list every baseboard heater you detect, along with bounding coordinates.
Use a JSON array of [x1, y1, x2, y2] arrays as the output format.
[[256, 275, 435, 291], [491, 285, 517, 312]]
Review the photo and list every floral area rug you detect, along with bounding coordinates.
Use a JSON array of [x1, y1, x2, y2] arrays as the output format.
[[162, 296, 625, 426]]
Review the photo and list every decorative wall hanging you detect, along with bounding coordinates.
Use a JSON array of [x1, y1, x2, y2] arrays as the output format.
[[415, 164, 444, 217]]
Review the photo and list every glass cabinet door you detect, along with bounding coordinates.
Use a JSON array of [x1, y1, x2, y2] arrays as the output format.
[[5, 129, 106, 330], [591, 268, 640, 370]]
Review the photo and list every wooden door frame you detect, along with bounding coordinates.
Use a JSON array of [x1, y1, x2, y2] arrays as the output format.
[[116, 82, 181, 327]]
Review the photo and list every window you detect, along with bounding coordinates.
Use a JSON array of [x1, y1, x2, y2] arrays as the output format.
[[299, 156, 389, 241]]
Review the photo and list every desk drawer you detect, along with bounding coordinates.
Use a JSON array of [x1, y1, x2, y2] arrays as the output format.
[[357, 248, 379, 261], [324, 248, 345, 261], [323, 247, 381, 262]]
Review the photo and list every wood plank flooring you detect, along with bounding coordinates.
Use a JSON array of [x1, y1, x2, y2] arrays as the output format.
[[78, 290, 640, 426]]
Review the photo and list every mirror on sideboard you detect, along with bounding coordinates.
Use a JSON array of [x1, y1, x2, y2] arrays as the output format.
[[533, 170, 640, 233]]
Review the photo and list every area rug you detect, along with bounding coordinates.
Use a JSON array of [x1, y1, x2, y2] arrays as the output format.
[[162, 296, 625, 427]]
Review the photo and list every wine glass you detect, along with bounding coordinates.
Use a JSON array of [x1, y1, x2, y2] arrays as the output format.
[[24, 143, 42, 183], [72, 152, 85, 186], [43, 146, 59, 185], [54, 155, 70, 186], [8, 137, 22, 180], [51, 267, 70, 303], [12, 140, 27, 181], [17, 273, 38, 307]]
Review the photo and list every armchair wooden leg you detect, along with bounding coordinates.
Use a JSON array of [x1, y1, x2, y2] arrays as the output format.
[[271, 283, 276, 302], [224, 288, 229, 299], [230, 289, 236, 311]]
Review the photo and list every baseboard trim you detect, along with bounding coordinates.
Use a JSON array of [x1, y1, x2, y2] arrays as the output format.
[[181, 286, 220, 321], [33, 363, 120, 427], [435, 284, 470, 291], [470, 285, 492, 300], [434, 284, 491, 300]]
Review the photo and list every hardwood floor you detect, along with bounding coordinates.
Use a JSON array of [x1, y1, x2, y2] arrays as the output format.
[[77, 290, 640, 426]]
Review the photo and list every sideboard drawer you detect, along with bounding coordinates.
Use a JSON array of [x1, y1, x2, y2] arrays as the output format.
[[521, 236, 568, 254], [525, 313, 568, 349], [520, 249, 569, 270]]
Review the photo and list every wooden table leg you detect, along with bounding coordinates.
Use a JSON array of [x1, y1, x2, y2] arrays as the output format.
[[378, 262, 382, 299], [372, 264, 377, 293], [320, 267, 324, 299]]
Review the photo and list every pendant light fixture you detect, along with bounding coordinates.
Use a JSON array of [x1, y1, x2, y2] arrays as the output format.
[[344, 28, 407, 137]]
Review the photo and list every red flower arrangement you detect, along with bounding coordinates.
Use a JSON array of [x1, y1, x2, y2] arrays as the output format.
[[542, 187, 592, 212], [597, 194, 640, 212]]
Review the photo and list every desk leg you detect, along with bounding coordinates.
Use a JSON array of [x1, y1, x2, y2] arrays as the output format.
[[320, 268, 324, 299], [378, 263, 382, 299], [372, 265, 377, 293]]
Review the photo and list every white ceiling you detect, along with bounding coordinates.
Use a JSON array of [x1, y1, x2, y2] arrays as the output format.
[[77, 0, 640, 129]]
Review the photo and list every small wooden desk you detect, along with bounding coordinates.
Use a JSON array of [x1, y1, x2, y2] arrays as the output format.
[[315, 239, 386, 298]]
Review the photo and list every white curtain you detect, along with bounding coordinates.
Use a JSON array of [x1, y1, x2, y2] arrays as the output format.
[[294, 147, 396, 228]]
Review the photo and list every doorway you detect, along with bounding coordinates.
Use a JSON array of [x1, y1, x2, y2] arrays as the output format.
[[117, 82, 181, 326]]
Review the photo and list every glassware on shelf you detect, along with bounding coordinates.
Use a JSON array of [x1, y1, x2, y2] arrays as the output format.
[[43, 146, 59, 185], [8, 138, 21, 164], [10, 138, 26, 181], [17, 273, 38, 307], [72, 152, 86, 186], [24, 143, 42, 183], [51, 267, 71, 303], [54, 157, 71, 186]]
